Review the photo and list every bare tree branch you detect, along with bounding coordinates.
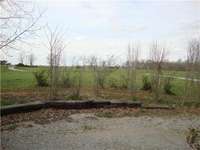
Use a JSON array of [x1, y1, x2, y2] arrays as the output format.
[[149, 41, 168, 101], [0, 0, 44, 52], [46, 26, 66, 100]]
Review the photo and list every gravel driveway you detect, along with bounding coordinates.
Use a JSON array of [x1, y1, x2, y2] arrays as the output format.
[[1, 112, 200, 150]]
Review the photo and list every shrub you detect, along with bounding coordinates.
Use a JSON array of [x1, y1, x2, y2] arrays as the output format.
[[34, 70, 48, 87], [62, 71, 72, 88], [97, 73, 106, 89], [120, 83, 128, 89], [95, 68, 112, 89], [141, 75, 152, 91], [66, 69, 82, 99], [119, 73, 128, 89], [132, 96, 138, 101], [66, 93, 82, 100], [164, 77, 175, 95], [108, 78, 119, 89]]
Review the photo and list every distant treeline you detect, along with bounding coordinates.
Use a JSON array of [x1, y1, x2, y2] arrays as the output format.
[[0, 60, 187, 71], [135, 61, 187, 71]]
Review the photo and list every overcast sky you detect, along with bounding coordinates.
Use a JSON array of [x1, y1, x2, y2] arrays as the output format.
[[2, 0, 200, 65]]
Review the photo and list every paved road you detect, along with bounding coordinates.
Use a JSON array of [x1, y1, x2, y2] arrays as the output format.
[[2, 113, 200, 150], [8, 66, 25, 72], [146, 73, 200, 82]]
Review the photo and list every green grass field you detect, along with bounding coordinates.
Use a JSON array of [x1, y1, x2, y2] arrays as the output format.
[[1, 65, 199, 106], [0, 65, 186, 95]]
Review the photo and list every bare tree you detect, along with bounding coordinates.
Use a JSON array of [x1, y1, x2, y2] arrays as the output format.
[[149, 41, 167, 101], [126, 42, 140, 96], [97, 59, 107, 89], [28, 53, 35, 66], [19, 52, 25, 64], [185, 38, 200, 102], [89, 56, 99, 96], [89, 55, 116, 97], [69, 56, 87, 99], [0, 0, 43, 53], [46, 27, 65, 100]]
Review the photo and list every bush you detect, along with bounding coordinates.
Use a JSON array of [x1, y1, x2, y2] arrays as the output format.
[[120, 83, 128, 89], [67, 69, 82, 98], [132, 96, 138, 101], [119, 74, 128, 89], [62, 71, 72, 88], [164, 77, 175, 95], [66, 93, 82, 100], [34, 70, 48, 87], [97, 74, 106, 89], [141, 75, 152, 91], [108, 78, 119, 89]]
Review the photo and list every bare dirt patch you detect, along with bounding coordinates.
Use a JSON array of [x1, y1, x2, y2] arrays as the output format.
[[1, 108, 200, 129]]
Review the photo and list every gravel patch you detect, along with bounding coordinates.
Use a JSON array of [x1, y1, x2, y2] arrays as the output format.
[[1, 110, 200, 150]]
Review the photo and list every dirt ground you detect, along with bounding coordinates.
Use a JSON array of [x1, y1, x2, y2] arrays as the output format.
[[1, 108, 200, 150]]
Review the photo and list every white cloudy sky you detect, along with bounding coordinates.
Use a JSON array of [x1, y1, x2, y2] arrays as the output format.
[[2, 0, 200, 65]]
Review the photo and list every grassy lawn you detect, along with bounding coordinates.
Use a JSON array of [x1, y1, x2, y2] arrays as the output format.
[[1, 65, 199, 107], [1, 65, 188, 91], [1, 65, 37, 90], [1, 65, 187, 91]]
